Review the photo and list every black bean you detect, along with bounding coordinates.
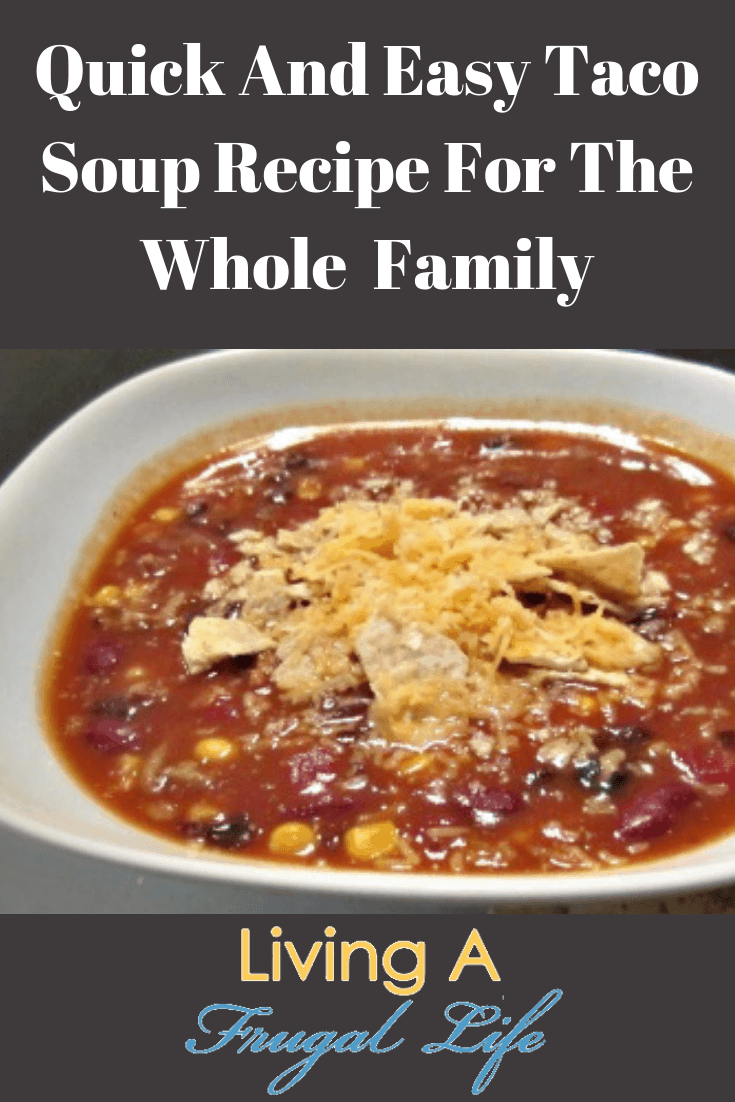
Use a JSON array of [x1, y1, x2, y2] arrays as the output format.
[[92, 696, 137, 720], [479, 436, 512, 454], [283, 451, 313, 471], [268, 469, 292, 486], [575, 756, 628, 793], [627, 606, 662, 626], [265, 489, 293, 506], [319, 688, 374, 737], [595, 725, 653, 750], [182, 598, 209, 628], [625, 606, 671, 640], [329, 700, 372, 721], [228, 653, 259, 673], [184, 501, 208, 522], [601, 769, 629, 793], [322, 685, 374, 713], [519, 591, 547, 609], [717, 730, 735, 748], [524, 769, 555, 787], [197, 814, 256, 849], [575, 758, 602, 789], [722, 522, 735, 542], [222, 601, 244, 620]]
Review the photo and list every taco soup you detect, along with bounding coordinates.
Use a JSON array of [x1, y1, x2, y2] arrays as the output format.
[[43, 421, 735, 874]]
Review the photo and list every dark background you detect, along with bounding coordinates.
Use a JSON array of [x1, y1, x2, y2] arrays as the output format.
[[3, 0, 732, 345], [3, 348, 734, 483], [1, 916, 729, 1100]]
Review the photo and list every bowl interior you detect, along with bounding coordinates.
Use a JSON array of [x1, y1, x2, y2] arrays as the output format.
[[3, 348, 735, 902]]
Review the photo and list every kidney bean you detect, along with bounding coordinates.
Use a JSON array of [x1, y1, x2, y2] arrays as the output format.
[[718, 730, 735, 749], [418, 802, 473, 831], [199, 698, 240, 724], [85, 718, 142, 752], [615, 783, 696, 843], [492, 469, 536, 489], [454, 778, 524, 818], [208, 547, 240, 575], [676, 746, 735, 787], [285, 789, 361, 819], [288, 745, 343, 788], [84, 641, 121, 675]]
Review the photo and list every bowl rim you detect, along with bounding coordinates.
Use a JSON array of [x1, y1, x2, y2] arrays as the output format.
[[3, 346, 735, 903]]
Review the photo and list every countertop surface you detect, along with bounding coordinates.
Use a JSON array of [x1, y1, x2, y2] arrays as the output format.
[[2, 348, 734, 914]]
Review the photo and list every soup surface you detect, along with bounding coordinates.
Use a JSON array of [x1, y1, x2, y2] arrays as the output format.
[[44, 422, 735, 873]]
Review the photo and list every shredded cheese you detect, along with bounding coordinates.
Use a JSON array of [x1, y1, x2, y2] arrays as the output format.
[[182, 495, 662, 745]]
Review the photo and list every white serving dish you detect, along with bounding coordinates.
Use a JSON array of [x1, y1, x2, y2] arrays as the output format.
[[2, 347, 735, 904]]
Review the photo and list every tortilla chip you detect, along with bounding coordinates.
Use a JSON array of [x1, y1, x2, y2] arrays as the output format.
[[182, 616, 274, 674], [539, 542, 644, 600]]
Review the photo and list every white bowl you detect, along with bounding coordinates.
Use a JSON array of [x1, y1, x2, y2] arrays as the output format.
[[3, 348, 735, 905]]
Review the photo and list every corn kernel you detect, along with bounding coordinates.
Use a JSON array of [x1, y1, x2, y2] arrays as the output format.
[[123, 580, 152, 601], [343, 456, 365, 471], [116, 753, 141, 792], [146, 801, 176, 821], [90, 584, 121, 607], [194, 737, 237, 763], [344, 821, 399, 861], [187, 800, 221, 822], [153, 506, 181, 523], [297, 476, 322, 501], [269, 821, 316, 855], [575, 695, 598, 716], [396, 752, 436, 778], [124, 665, 148, 681]]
